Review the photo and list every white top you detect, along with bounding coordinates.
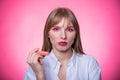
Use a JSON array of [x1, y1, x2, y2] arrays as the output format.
[[24, 50, 101, 80]]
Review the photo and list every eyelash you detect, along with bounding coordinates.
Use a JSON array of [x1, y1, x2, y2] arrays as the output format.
[[52, 26, 75, 32], [52, 27, 60, 31], [67, 27, 74, 32]]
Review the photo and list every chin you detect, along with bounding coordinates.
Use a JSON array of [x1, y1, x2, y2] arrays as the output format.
[[57, 47, 71, 52]]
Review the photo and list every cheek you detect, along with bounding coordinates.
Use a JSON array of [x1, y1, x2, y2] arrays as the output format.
[[49, 33, 58, 44], [68, 33, 76, 41], [68, 33, 76, 44]]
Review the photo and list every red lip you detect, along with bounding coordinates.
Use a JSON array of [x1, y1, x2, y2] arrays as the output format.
[[58, 41, 67, 46]]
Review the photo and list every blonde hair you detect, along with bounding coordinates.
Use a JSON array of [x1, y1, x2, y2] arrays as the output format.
[[41, 7, 84, 54]]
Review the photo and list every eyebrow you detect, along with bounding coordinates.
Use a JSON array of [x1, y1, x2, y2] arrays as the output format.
[[67, 25, 74, 27]]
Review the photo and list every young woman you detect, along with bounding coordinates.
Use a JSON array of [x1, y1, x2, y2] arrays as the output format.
[[24, 7, 101, 80]]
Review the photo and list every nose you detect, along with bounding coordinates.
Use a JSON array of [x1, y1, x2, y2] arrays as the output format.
[[61, 30, 66, 39]]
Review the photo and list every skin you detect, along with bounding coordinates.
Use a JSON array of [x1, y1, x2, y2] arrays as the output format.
[[27, 48, 45, 80], [48, 18, 76, 62], [27, 18, 76, 80]]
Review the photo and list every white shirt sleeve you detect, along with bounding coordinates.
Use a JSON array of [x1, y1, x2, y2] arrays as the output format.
[[24, 67, 36, 80], [88, 56, 101, 80]]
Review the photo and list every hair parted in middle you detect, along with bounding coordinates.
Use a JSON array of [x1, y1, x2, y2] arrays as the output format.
[[41, 7, 84, 54]]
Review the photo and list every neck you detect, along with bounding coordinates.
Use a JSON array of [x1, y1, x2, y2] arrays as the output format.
[[53, 48, 73, 63]]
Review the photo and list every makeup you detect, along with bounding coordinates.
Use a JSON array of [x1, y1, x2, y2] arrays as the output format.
[[58, 41, 67, 46]]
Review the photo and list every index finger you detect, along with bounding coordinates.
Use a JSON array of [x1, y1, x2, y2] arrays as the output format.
[[28, 48, 39, 58]]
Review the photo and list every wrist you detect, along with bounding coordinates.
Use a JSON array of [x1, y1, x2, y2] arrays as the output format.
[[35, 71, 45, 80]]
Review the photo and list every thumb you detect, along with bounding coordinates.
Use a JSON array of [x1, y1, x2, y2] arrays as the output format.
[[38, 57, 44, 65]]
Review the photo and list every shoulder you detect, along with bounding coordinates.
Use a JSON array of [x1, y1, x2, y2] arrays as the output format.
[[75, 53, 100, 69], [76, 53, 97, 62], [76, 54, 101, 79], [75, 53, 101, 78], [73, 50, 97, 63]]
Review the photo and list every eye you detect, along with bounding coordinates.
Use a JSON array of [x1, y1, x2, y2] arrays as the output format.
[[52, 26, 60, 31], [67, 27, 75, 32]]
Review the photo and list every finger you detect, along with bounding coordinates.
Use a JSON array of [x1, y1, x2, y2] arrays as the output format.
[[39, 58, 44, 64], [28, 52, 43, 65], [30, 48, 39, 56], [38, 57, 44, 64], [32, 48, 39, 53], [27, 48, 39, 61]]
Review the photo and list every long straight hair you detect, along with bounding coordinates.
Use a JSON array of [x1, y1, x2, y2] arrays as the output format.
[[41, 7, 84, 54]]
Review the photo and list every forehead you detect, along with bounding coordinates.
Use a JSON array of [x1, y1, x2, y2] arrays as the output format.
[[54, 18, 73, 27]]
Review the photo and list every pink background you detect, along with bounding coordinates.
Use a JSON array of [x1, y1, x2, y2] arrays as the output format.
[[0, 0, 120, 80]]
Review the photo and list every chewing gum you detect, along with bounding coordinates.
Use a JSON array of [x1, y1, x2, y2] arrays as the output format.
[[36, 51, 48, 56]]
